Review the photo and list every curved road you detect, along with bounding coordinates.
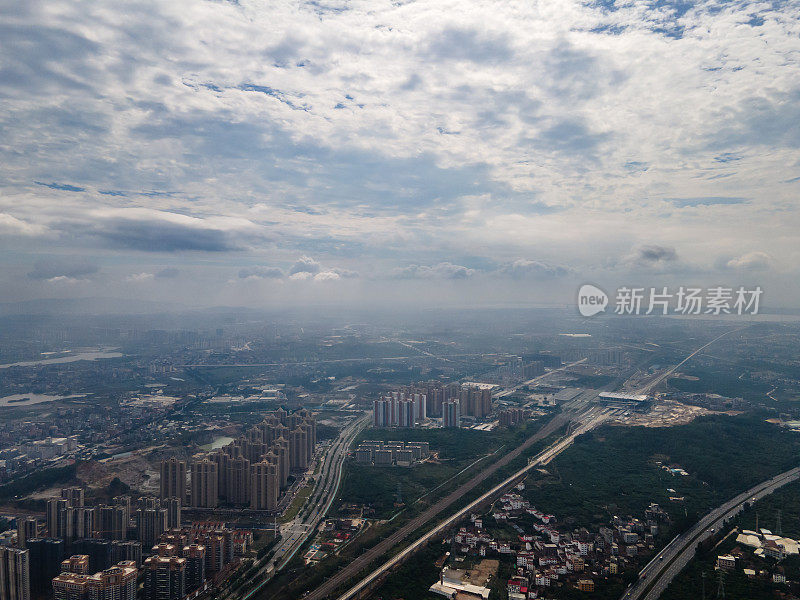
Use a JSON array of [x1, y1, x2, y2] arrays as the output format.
[[623, 466, 800, 600]]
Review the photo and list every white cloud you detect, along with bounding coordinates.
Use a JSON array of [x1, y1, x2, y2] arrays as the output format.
[[289, 256, 321, 276], [0, 213, 47, 236], [394, 262, 476, 280], [289, 271, 313, 281], [1, 0, 800, 306], [313, 271, 341, 281], [726, 251, 772, 271]]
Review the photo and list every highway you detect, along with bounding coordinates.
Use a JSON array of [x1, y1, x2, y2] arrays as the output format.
[[310, 328, 748, 600], [300, 392, 613, 600], [269, 415, 368, 569], [635, 327, 743, 395], [622, 466, 800, 600], [228, 414, 369, 600], [327, 405, 617, 600]]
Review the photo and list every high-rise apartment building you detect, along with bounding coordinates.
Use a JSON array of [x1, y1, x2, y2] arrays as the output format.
[[95, 505, 127, 540], [159, 459, 186, 502], [110, 541, 142, 569], [182, 545, 205, 593], [136, 501, 167, 549], [46, 499, 70, 539], [443, 399, 461, 428], [163, 498, 181, 530], [143, 555, 186, 600], [0, 547, 30, 600], [60, 488, 85, 508], [52, 562, 136, 600], [190, 460, 218, 508], [227, 456, 250, 505], [26, 538, 64, 598], [249, 461, 278, 511], [15, 519, 36, 551]]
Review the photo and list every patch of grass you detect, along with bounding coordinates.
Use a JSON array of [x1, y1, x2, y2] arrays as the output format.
[[281, 482, 314, 523]]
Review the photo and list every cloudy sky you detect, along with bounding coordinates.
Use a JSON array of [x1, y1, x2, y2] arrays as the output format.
[[1, 0, 799, 309]]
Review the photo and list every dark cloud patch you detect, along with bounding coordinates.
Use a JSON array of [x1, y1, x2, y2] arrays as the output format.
[[90, 218, 238, 252], [667, 196, 747, 207], [239, 266, 284, 279], [289, 205, 326, 216], [545, 42, 621, 101], [262, 34, 308, 69], [131, 116, 270, 162], [155, 267, 181, 279], [17, 106, 109, 136], [712, 89, 800, 150], [633, 244, 677, 264], [400, 73, 422, 91], [305, 0, 350, 17], [427, 27, 513, 64], [534, 118, 610, 156], [500, 260, 571, 279], [129, 112, 511, 212], [35, 181, 85, 192], [651, 24, 685, 39], [589, 23, 629, 35], [140, 190, 179, 197], [0, 24, 99, 97], [27, 258, 99, 280]]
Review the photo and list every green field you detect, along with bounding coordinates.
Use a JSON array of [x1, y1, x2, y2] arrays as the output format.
[[336, 422, 546, 518], [281, 481, 315, 523]]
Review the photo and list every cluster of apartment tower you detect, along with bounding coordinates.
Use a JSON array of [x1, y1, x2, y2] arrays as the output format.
[[161, 408, 317, 512], [373, 383, 493, 429], [9, 486, 243, 600], [0, 408, 315, 600]]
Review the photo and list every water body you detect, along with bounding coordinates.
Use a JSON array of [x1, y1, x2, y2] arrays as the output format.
[[0, 348, 123, 369], [0, 393, 86, 407], [201, 436, 234, 451]]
